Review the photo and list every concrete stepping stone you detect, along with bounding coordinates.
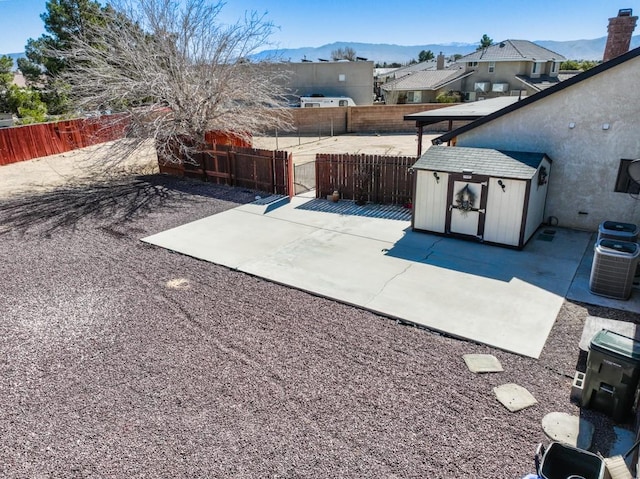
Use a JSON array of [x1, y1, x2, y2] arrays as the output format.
[[541, 411, 594, 450], [493, 383, 537, 412], [463, 354, 503, 373]]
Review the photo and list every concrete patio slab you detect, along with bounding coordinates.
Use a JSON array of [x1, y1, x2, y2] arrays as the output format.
[[579, 316, 640, 352], [566, 234, 640, 312], [142, 196, 594, 358]]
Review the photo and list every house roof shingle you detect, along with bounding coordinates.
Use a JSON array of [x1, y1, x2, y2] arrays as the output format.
[[376, 58, 457, 81], [460, 40, 566, 63], [412, 145, 546, 180], [381, 68, 471, 92]]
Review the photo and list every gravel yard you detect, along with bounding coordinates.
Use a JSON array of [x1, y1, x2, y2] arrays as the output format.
[[0, 142, 637, 478]]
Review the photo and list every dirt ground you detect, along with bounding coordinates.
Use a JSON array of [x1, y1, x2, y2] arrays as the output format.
[[251, 132, 431, 164], [0, 134, 426, 199], [0, 136, 637, 478], [0, 140, 159, 199]]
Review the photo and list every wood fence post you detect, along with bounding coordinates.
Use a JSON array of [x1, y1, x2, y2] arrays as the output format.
[[287, 153, 294, 197], [271, 151, 276, 194], [229, 150, 236, 187]]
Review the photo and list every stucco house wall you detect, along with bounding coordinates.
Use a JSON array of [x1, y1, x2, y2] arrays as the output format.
[[461, 61, 532, 98], [452, 55, 640, 231], [276, 61, 374, 106]]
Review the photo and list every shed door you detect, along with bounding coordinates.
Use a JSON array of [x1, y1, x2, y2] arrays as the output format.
[[447, 180, 486, 238]]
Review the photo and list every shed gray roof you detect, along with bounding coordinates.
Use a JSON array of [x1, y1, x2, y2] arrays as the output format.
[[412, 145, 547, 179], [459, 40, 566, 63]]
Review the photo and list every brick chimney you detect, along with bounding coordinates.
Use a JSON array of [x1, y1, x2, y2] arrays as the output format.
[[603, 8, 638, 62], [436, 52, 445, 70]]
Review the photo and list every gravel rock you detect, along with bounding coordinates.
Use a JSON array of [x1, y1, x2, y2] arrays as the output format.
[[0, 175, 636, 478]]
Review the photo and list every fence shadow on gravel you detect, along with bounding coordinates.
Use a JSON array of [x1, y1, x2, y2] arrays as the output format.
[[0, 174, 263, 235]]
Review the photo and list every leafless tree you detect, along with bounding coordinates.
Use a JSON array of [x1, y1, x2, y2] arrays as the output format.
[[52, 0, 294, 168], [331, 47, 357, 61]]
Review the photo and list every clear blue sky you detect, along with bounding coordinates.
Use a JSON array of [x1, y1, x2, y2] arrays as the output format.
[[2, 0, 640, 54]]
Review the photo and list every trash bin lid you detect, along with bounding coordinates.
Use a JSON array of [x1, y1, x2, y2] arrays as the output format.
[[598, 221, 638, 240], [600, 221, 639, 235], [590, 329, 640, 362], [596, 239, 639, 256]]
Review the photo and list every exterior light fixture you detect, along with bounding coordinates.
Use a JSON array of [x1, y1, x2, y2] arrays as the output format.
[[497, 179, 506, 192], [433, 171, 440, 183]]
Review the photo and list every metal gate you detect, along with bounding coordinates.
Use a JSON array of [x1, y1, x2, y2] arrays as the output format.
[[293, 160, 315, 195]]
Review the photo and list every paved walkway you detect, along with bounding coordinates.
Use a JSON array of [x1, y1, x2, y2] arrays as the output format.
[[143, 195, 596, 358]]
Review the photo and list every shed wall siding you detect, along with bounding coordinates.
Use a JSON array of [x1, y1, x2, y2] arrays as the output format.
[[524, 158, 551, 242], [414, 170, 448, 232], [483, 178, 526, 246], [454, 56, 640, 231]]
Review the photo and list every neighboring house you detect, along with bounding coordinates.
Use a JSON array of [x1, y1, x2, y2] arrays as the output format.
[[428, 46, 640, 233], [379, 54, 470, 104], [381, 67, 472, 104], [455, 39, 567, 100], [273, 60, 374, 106], [376, 61, 441, 103], [382, 41, 569, 104], [376, 57, 453, 84]]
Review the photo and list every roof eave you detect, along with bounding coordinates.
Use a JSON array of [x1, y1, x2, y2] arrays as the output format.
[[431, 71, 475, 90]]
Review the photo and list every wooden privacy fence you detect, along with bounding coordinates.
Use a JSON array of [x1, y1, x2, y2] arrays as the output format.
[[0, 115, 127, 166], [158, 144, 292, 196], [316, 153, 417, 205]]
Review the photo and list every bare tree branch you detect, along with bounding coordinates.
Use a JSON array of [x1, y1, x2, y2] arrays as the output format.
[[51, 0, 293, 169]]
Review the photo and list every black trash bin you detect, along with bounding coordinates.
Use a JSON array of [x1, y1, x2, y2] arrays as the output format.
[[597, 221, 639, 242], [582, 329, 640, 422], [535, 442, 605, 479]]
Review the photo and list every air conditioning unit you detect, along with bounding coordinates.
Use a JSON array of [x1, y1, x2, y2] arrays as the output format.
[[463, 92, 476, 101], [589, 239, 640, 299], [474, 82, 490, 93], [492, 83, 509, 92]]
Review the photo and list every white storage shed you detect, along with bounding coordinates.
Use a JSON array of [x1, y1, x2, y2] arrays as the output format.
[[411, 145, 552, 249]]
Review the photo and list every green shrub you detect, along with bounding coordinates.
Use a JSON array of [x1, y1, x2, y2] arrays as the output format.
[[436, 91, 462, 103]]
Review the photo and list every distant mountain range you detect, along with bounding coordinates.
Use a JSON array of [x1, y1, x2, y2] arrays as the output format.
[[253, 36, 640, 64], [4, 52, 26, 65], [5, 35, 640, 66]]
